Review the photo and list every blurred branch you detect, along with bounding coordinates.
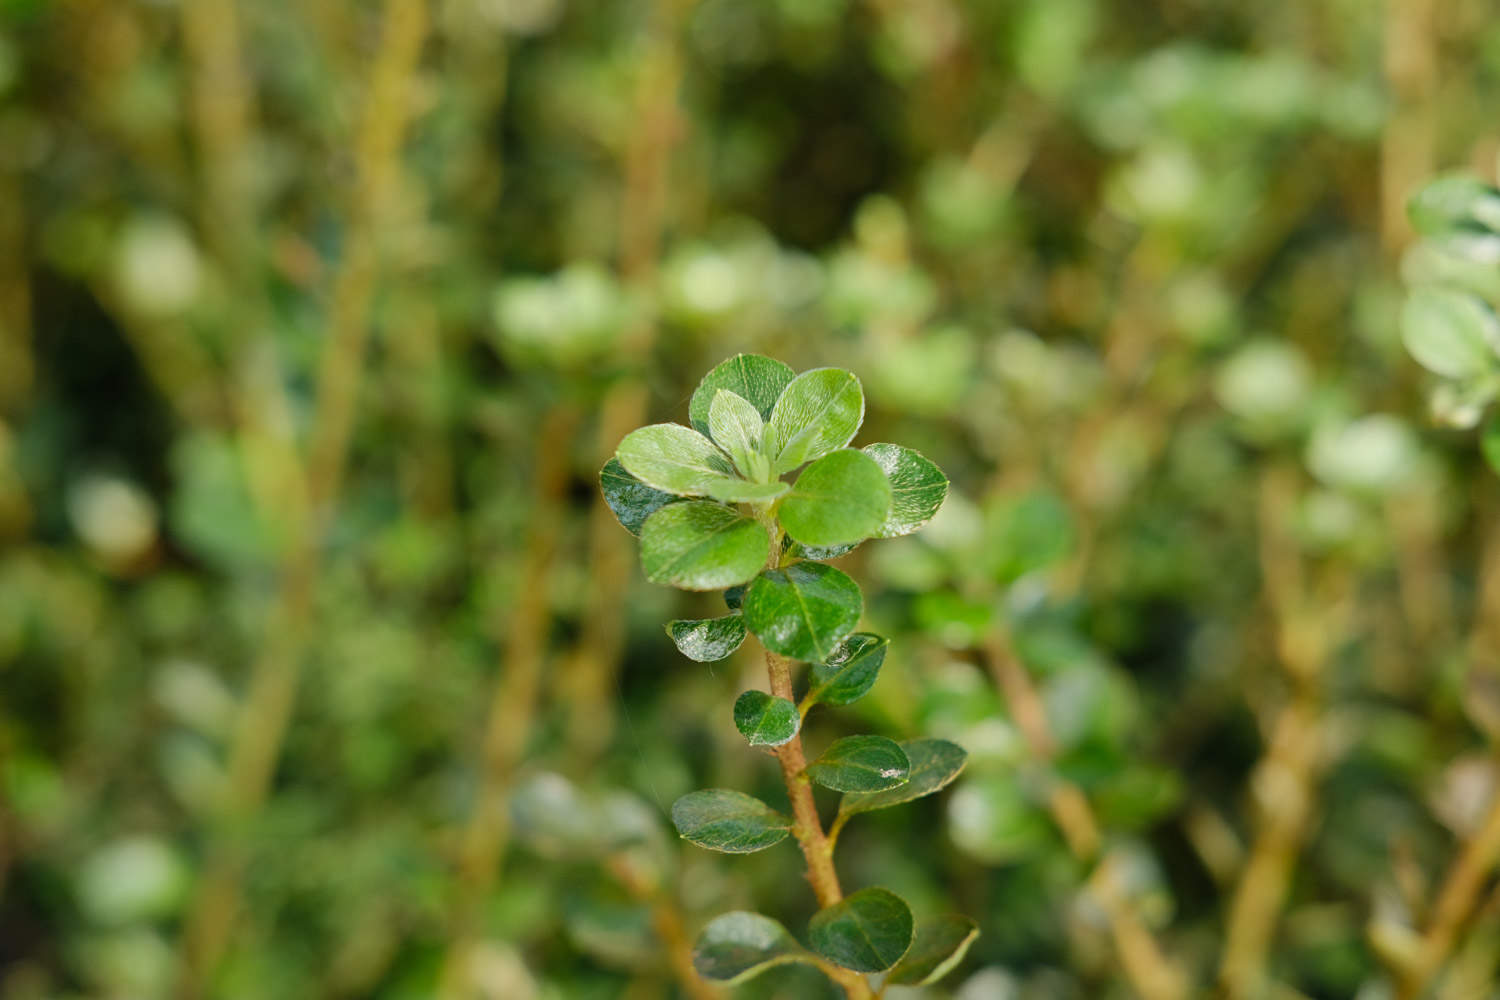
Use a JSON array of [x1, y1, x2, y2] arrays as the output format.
[[0, 170, 32, 415], [983, 634, 1189, 1000], [1381, 0, 1440, 252], [605, 854, 721, 1000]]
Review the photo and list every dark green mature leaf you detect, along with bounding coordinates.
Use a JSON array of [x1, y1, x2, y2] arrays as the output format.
[[600, 458, 681, 536], [733, 690, 800, 746], [640, 502, 769, 591], [724, 583, 748, 611], [690, 354, 797, 434], [862, 443, 948, 538], [1401, 288, 1500, 380], [765, 368, 865, 474], [742, 563, 863, 661], [666, 615, 747, 662], [1409, 175, 1500, 235], [616, 423, 738, 496], [806, 633, 888, 707], [708, 389, 768, 480], [807, 887, 914, 973], [692, 912, 814, 983], [806, 735, 909, 792], [779, 449, 892, 547], [671, 789, 792, 853], [885, 915, 980, 986], [839, 738, 968, 817]]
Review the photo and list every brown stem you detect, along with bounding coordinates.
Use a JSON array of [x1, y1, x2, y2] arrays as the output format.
[[607, 855, 721, 1000]]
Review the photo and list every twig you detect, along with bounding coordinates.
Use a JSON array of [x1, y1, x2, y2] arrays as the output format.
[[606, 855, 721, 1000]]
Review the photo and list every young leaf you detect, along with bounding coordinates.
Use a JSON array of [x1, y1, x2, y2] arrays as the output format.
[[884, 915, 980, 986], [692, 911, 814, 983], [778, 449, 892, 547], [733, 691, 801, 747], [765, 368, 865, 474], [616, 423, 739, 497], [666, 616, 747, 662], [742, 563, 863, 662], [708, 389, 768, 480], [600, 458, 680, 536], [862, 443, 948, 538], [806, 633, 888, 708], [640, 502, 769, 591], [805, 735, 910, 793], [1400, 288, 1500, 380], [807, 887, 914, 973], [703, 478, 789, 504], [690, 354, 798, 434], [671, 789, 793, 853], [839, 738, 968, 817]]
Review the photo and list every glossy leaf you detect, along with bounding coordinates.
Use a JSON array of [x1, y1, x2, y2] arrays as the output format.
[[1401, 288, 1500, 380], [806, 735, 909, 792], [616, 423, 739, 497], [708, 389, 768, 480], [807, 887, 914, 973], [765, 368, 865, 474], [640, 502, 769, 591], [779, 449, 892, 547], [733, 690, 800, 747], [689, 354, 797, 434], [806, 633, 888, 707], [742, 563, 863, 662], [692, 912, 813, 983], [671, 789, 793, 853], [839, 738, 968, 817], [666, 615, 747, 662], [863, 443, 948, 538], [885, 915, 980, 986], [599, 458, 681, 536]]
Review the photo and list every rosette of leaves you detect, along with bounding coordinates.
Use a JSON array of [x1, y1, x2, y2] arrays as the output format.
[[601, 355, 973, 997], [1399, 175, 1500, 465]]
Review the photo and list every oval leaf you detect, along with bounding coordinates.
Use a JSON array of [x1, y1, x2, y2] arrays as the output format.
[[765, 368, 865, 474], [617, 423, 739, 497], [806, 633, 888, 708], [708, 389, 768, 480], [671, 789, 792, 854], [807, 887, 914, 973], [704, 478, 789, 504], [1400, 288, 1500, 380], [742, 563, 863, 662], [806, 735, 909, 793], [666, 615, 747, 662], [600, 458, 680, 536], [779, 449, 892, 547], [862, 443, 948, 538], [640, 502, 769, 591], [885, 915, 980, 986], [692, 911, 813, 983], [839, 738, 968, 817], [733, 690, 801, 747], [690, 354, 798, 434]]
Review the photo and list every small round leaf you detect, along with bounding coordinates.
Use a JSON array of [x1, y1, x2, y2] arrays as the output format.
[[839, 738, 968, 817], [616, 423, 738, 497], [640, 502, 769, 591], [807, 887, 914, 973], [765, 368, 865, 474], [666, 616, 747, 662], [692, 911, 814, 983], [671, 789, 792, 854], [1400, 288, 1500, 380], [690, 354, 797, 434], [599, 458, 680, 536], [742, 563, 863, 662], [733, 690, 801, 747], [707, 389, 768, 479], [805, 735, 909, 793], [862, 443, 948, 538], [807, 633, 888, 707], [779, 449, 892, 547], [885, 915, 980, 986]]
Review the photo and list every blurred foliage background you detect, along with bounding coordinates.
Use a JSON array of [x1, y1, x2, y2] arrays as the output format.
[[4, 0, 1500, 998]]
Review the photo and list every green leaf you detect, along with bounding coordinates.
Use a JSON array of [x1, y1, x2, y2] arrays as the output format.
[[742, 563, 863, 661], [708, 389, 769, 480], [600, 458, 680, 536], [765, 368, 865, 474], [616, 423, 738, 497], [666, 616, 747, 662], [1401, 288, 1500, 380], [733, 691, 801, 747], [806, 735, 909, 793], [862, 443, 948, 538], [785, 538, 860, 561], [885, 915, 980, 986], [806, 633, 888, 708], [1409, 175, 1500, 235], [692, 912, 814, 983], [640, 502, 769, 591], [1484, 414, 1500, 478], [779, 449, 892, 547], [690, 354, 797, 434], [839, 738, 968, 817], [807, 887, 914, 973], [671, 789, 793, 853], [703, 478, 789, 504]]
